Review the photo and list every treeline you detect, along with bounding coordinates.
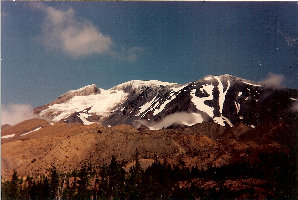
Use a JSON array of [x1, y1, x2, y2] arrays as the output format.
[[1, 150, 295, 200]]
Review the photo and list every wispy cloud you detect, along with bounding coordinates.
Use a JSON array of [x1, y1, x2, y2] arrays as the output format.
[[113, 46, 144, 62], [141, 112, 203, 130], [1, 104, 35, 125], [261, 72, 285, 88], [33, 4, 141, 60], [35, 4, 112, 58]]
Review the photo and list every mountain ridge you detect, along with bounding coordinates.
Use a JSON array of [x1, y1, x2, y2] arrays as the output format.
[[34, 74, 298, 129]]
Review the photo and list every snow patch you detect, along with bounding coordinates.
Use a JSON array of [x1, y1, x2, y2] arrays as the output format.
[[113, 80, 177, 91], [171, 84, 187, 93], [79, 113, 93, 125], [213, 116, 233, 127], [20, 127, 42, 136], [238, 92, 242, 96], [1, 134, 15, 139], [242, 81, 262, 87], [190, 85, 214, 118], [69, 84, 97, 93], [40, 89, 128, 122], [138, 97, 157, 116], [250, 125, 256, 128], [204, 76, 213, 81], [234, 101, 240, 114], [290, 98, 297, 101], [153, 92, 177, 116], [214, 76, 230, 115]]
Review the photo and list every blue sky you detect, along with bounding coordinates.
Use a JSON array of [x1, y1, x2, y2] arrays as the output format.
[[2, 2, 298, 108]]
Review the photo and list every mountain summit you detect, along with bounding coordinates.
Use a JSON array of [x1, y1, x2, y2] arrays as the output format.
[[34, 75, 297, 129]]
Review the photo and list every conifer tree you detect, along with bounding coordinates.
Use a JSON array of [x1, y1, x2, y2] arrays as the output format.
[[40, 176, 51, 200], [127, 149, 143, 199], [49, 166, 59, 199], [75, 164, 91, 200], [108, 155, 126, 199], [62, 177, 73, 200], [99, 164, 109, 198], [2, 170, 21, 200]]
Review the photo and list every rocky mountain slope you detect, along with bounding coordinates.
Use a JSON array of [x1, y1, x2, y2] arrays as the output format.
[[34, 75, 298, 129], [1, 117, 296, 180]]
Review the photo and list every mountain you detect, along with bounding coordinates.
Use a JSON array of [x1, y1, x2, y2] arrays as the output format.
[[2, 74, 297, 198], [34, 74, 298, 129]]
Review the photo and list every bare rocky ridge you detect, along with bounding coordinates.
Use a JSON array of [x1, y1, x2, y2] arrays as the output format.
[[1, 118, 294, 181]]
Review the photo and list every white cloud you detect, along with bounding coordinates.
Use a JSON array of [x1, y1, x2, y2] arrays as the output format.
[[33, 4, 142, 60], [261, 72, 285, 87], [1, 104, 35, 125], [145, 112, 203, 130], [36, 5, 113, 58]]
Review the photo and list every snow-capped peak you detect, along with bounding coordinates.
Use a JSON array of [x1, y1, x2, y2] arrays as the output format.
[[203, 74, 233, 81], [34, 74, 297, 129], [69, 84, 98, 92], [67, 84, 101, 95], [203, 74, 263, 87], [113, 80, 177, 89], [112, 80, 178, 93]]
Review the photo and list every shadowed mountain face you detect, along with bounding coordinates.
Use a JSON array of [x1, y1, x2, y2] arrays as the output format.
[[34, 75, 298, 129]]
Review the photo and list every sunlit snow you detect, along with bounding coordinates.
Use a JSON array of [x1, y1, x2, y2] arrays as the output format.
[[171, 84, 187, 93], [79, 113, 93, 125], [234, 101, 240, 114], [68, 84, 98, 93], [153, 92, 177, 116], [136, 96, 159, 117], [20, 127, 42, 136], [40, 89, 128, 122], [214, 76, 230, 115], [190, 84, 214, 118], [139, 97, 157, 114], [204, 76, 213, 81], [213, 116, 233, 127], [242, 81, 262, 87], [1, 134, 15, 139], [113, 80, 176, 91]]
